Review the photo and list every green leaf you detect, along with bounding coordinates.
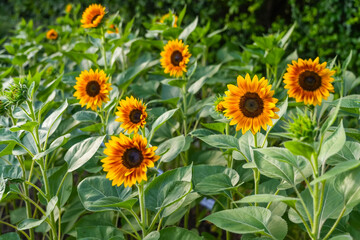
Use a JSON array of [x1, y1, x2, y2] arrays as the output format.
[[80, 123, 103, 132], [37, 74, 63, 102], [91, 197, 137, 210], [73, 111, 99, 122], [200, 122, 226, 133], [12, 55, 27, 66], [179, 17, 198, 41], [0, 165, 22, 180], [10, 122, 38, 133], [41, 100, 68, 141], [319, 121, 346, 164], [33, 134, 70, 160], [188, 64, 222, 94], [238, 131, 267, 162], [195, 172, 239, 196], [327, 141, 360, 165], [265, 48, 285, 65], [334, 167, 360, 209], [253, 150, 295, 185], [78, 175, 132, 212], [0, 232, 21, 240], [236, 194, 298, 208], [284, 141, 315, 160], [204, 206, 287, 240], [159, 227, 202, 240], [77, 226, 124, 240], [64, 136, 105, 172], [48, 165, 73, 207], [329, 234, 352, 240], [144, 231, 160, 240], [255, 147, 302, 169], [197, 134, 239, 149], [329, 95, 360, 109], [312, 160, 360, 185], [149, 108, 178, 140], [321, 98, 341, 135], [156, 135, 186, 163], [145, 165, 192, 213], [177, 6, 187, 27], [266, 98, 288, 134], [17, 197, 58, 230]]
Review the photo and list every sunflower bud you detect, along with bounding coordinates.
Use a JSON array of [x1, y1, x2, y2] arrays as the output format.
[[214, 96, 226, 114], [4, 82, 28, 106], [286, 111, 316, 143]]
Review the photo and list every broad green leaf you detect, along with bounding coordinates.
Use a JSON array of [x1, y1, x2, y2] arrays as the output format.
[[192, 165, 238, 187], [320, 98, 341, 135], [64, 136, 105, 172], [311, 160, 360, 184], [48, 165, 73, 207], [204, 206, 287, 240], [279, 23, 296, 48], [156, 135, 185, 163], [188, 64, 222, 94], [334, 167, 360, 209], [145, 165, 192, 213], [37, 74, 63, 102], [253, 150, 294, 185], [265, 48, 285, 65], [177, 5, 187, 26], [319, 121, 346, 164], [238, 131, 267, 162], [255, 148, 300, 169], [329, 234, 353, 240], [17, 197, 58, 230], [159, 227, 202, 240], [10, 121, 38, 132], [237, 194, 298, 208], [80, 123, 103, 132], [284, 141, 315, 160], [330, 95, 360, 109], [78, 175, 132, 212], [0, 232, 21, 240], [144, 231, 160, 240], [73, 111, 99, 122], [149, 108, 178, 140], [91, 197, 137, 210], [77, 226, 124, 240], [195, 172, 239, 196], [179, 17, 198, 41], [327, 141, 360, 165], [197, 134, 239, 149], [41, 100, 68, 141], [0, 165, 22, 180], [0, 176, 6, 200], [200, 122, 226, 133], [33, 134, 70, 160]]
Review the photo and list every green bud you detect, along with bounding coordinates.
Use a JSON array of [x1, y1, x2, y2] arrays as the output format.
[[285, 109, 316, 143], [4, 82, 28, 106]]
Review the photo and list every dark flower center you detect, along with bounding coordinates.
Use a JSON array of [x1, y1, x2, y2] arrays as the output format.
[[239, 92, 264, 118], [91, 14, 101, 24], [170, 50, 183, 66], [122, 148, 144, 169], [129, 109, 142, 123], [86, 81, 101, 97], [50, 33, 56, 38], [299, 70, 322, 91]]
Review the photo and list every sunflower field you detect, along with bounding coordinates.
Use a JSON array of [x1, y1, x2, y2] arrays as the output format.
[[0, 1, 360, 240]]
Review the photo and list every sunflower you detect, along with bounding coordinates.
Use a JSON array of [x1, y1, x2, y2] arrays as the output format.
[[66, 3, 72, 13], [160, 39, 191, 78], [115, 96, 147, 134], [46, 29, 58, 40], [160, 13, 178, 27], [102, 133, 159, 187], [223, 74, 279, 134], [107, 24, 119, 34], [81, 4, 106, 28], [214, 96, 226, 113], [283, 57, 335, 106], [73, 69, 112, 111]]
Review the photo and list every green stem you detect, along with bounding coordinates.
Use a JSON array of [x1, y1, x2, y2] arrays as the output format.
[[119, 211, 141, 240], [25, 181, 47, 200], [253, 169, 260, 206], [182, 85, 188, 136], [322, 206, 346, 240], [137, 183, 147, 238], [294, 187, 314, 227], [157, 218, 163, 231], [0, 220, 30, 240], [100, 27, 108, 71]]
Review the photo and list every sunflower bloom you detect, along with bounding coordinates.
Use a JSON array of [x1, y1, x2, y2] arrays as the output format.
[[66, 4, 72, 13], [107, 24, 119, 34], [223, 74, 279, 134], [160, 39, 191, 78], [102, 133, 160, 187], [81, 4, 106, 28], [115, 96, 147, 134], [160, 13, 178, 27], [283, 57, 335, 106], [46, 29, 58, 40], [73, 69, 112, 111]]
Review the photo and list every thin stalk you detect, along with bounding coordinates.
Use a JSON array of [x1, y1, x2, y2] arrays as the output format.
[[100, 27, 108, 71], [184, 206, 190, 229], [182, 85, 188, 135], [157, 218, 163, 231], [294, 187, 314, 227], [25, 181, 47, 200], [0, 220, 30, 240], [266, 189, 280, 209], [147, 208, 162, 234], [137, 183, 147, 238], [253, 169, 260, 206], [119, 211, 141, 240], [322, 206, 346, 240]]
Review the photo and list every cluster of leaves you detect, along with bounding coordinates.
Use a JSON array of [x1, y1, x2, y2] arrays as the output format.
[[0, 2, 359, 240]]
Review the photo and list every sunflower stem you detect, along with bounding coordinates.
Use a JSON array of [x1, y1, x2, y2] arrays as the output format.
[[100, 27, 108, 71], [137, 182, 147, 238]]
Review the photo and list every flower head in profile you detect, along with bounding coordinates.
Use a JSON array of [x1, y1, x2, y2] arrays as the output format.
[[81, 4, 106, 28], [102, 133, 160, 188], [46, 29, 58, 40], [214, 96, 226, 114], [73, 69, 112, 111], [283, 57, 335, 106], [160, 13, 178, 27], [160, 39, 191, 78], [66, 3, 72, 13], [223, 74, 279, 134], [107, 24, 119, 34], [115, 96, 147, 134]]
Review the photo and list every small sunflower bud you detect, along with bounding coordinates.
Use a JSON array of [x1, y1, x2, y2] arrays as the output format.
[[214, 96, 226, 114], [286, 111, 316, 143], [4, 82, 28, 106]]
